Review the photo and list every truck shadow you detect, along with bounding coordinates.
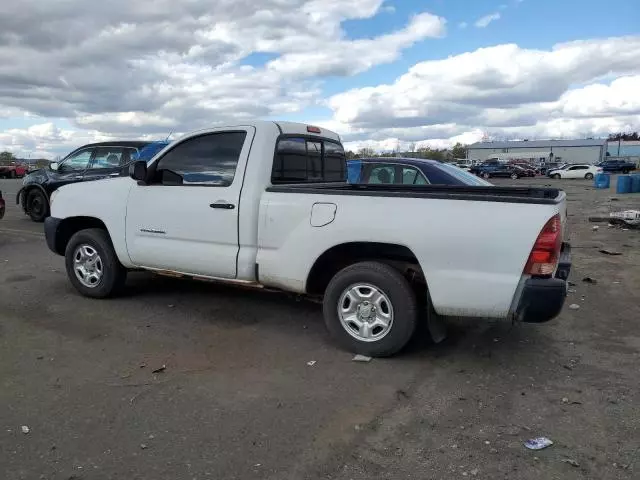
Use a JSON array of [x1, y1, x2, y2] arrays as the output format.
[[122, 272, 549, 364]]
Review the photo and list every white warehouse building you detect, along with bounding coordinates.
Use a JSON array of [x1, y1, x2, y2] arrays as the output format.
[[467, 139, 607, 165]]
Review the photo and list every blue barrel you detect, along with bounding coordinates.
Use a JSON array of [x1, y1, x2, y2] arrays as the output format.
[[616, 175, 632, 194], [632, 174, 640, 193], [594, 173, 610, 189]]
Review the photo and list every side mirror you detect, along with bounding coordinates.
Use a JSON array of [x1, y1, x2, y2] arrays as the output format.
[[129, 161, 147, 183], [50, 162, 59, 172]]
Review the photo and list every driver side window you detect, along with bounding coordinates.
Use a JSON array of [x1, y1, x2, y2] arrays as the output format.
[[61, 148, 93, 171]]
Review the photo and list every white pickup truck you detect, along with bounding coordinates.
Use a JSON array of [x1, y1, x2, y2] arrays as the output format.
[[44, 121, 571, 356]]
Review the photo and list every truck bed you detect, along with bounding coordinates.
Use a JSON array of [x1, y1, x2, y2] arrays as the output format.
[[266, 183, 565, 205]]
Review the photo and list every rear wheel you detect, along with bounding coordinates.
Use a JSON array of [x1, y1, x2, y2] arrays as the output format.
[[622, 169, 630, 174], [65, 229, 127, 298], [552, 174, 561, 179], [26, 189, 49, 222], [9, 170, 16, 179], [323, 261, 418, 357], [482, 172, 491, 179], [510, 173, 519, 180], [585, 173, 594, 180]]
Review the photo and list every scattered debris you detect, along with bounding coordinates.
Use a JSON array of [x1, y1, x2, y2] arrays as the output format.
[[524, 437, 554, 450], [562, 397, 569, 404], [568, 281, 576, 286], [396, 389, 409, 400], [569, 304, 580, 310], [167, 304, 175, 308], [484, 441, 491, 445], [36, 355, 44, 360], [21, 425, 30, 434], [352, 354, 372, 363], [139, 362, 147, 369], [562, 459, 580, 467], [610, 210, 640, 227], [592, 225, 599, 231], [582, 277, 597, 284], [611, 198, 619, 202], [489, 448, 498, 454], [599, 249, 622, 256], [151, 365, 166, 374], [568, 288, 577, 293], [470, 468, 479, 476], [140, 443, 148, 450], [354, 425, 362, 431], [306, 360, 316, 366]]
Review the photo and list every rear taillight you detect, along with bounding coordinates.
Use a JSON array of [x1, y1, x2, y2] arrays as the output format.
[[524, 214, 562, 277]]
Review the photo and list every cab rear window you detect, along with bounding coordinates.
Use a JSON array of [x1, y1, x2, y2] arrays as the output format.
[[272, 137, 346, 184]]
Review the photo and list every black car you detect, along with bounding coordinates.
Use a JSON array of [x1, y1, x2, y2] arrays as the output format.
[[478, 164, 526, 179], [17, 141, 166, 222], [597, 159, 637, 174]]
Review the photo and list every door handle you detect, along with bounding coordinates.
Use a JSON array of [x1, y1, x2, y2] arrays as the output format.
[[210, 201, 235, 210]]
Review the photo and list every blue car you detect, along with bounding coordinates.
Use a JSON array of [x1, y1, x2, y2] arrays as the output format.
[[347, 158, 492, 186]]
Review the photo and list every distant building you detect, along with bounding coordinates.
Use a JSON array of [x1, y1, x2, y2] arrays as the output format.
[[467, 139, 607, 165], [606, 140, 640, 157]]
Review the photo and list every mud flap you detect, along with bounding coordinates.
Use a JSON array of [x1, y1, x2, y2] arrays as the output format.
[[426, 293, 447, 343]]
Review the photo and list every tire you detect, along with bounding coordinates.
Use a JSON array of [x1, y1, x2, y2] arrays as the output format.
[[26, 189, 49, 222], [323, 261, 418, 357], [585, 173, 594, 180], [9, 170, 16, 179], [482, 172, 490, 179], [622, 169, 629, 174], [510, 173, 519, 180], [64, 228, 127, 298], [552, 174, 561, 179]]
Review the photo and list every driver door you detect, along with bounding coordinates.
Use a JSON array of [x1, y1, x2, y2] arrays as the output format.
[[125, 128, 255, 278]]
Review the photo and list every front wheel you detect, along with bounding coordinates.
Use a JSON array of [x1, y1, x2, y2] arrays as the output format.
[[622, 169, 629, 174], [510, 173, 519, 180], [323, 261, 418, 357], [26, 189, 49, 222], [65, 228, 127, 298], [482, 172, 491, 179], [552, 174, 561, 179], [585, 173, 594, 180]]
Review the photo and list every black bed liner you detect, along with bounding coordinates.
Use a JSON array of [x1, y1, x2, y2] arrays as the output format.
[[266, 183, 565, 205]]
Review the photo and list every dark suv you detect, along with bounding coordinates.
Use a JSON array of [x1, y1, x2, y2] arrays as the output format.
[[17, 141, 168, 222]]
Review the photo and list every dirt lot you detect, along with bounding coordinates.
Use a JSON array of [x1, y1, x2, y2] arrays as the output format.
[[1, 177, 639, 480]]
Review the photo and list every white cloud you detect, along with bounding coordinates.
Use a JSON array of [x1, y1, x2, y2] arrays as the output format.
[[0, 0, 445, 155], [475, 12, 501, 28], [326, 37, 640, 150]]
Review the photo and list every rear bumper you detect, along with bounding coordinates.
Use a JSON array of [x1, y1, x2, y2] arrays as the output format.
[[515, 243, 571, 323], [44, 216, 63, 255]]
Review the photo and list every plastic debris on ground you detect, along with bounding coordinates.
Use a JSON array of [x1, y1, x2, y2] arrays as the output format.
[[306, 360, 316, 366], [569, 304, 580, 310], [582, 277, 597, 284], [352, 354, 372, 362], [524, 437, 553, 450], [21, 425, 30, 434], [592, 225, 599, 231], [151, 365, 166, 374], [562, 459, 580, 467], [599, 249, 622, 256], [610, 209, 640, 227]]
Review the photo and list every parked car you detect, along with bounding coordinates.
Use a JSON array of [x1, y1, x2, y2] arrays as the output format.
[[548, 164, 603, 180], [17, 140, 168, 222], [469, 161, 501, 176], [597, 159, 637, 174], [0, 163, 28, 178], [0, 190, 5, 219], [44, 121, 571, 357], [509, 162, 539, 175], [477, 164, 527, 179], [347, 158, 492, 186]]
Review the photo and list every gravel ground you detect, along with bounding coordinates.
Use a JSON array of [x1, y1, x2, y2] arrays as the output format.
[[1, 176, 639, 480]]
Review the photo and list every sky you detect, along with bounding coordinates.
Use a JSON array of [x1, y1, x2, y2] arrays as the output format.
[[0, 0, 639, 157]]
